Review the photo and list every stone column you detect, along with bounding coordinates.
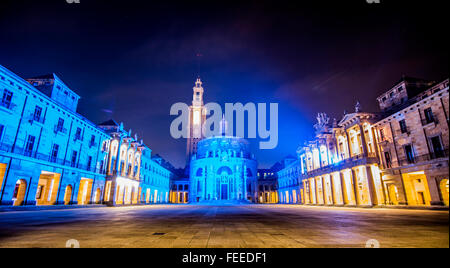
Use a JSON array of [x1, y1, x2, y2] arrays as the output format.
[[350, 168, 359, 206], [310, 178, 316, 204], [329, 174, 335, 205], [371, 127, 381, 159], [321, 176, 326, 205], [365, 166, 378, 206], [338, 172, 347, 205], [425, 173, 445, 206], [359, 124, 368, 156], [345, 130, 352, 157]]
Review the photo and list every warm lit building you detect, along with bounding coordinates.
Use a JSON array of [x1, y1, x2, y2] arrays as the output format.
[[98, 120, 173, 206], [297, 77, 449, 208], [299, 107, 385, 207], [256, 169, 278, 203], [0, 65, 110, 206], [374, 78, 449, 206], [170, 178, 190, 204]]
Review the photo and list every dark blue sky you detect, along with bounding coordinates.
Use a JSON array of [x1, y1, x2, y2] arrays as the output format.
[[0, 0, 448, 168]]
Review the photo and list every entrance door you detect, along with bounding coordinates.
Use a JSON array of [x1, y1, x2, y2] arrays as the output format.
[[221, 184, 228, 200]]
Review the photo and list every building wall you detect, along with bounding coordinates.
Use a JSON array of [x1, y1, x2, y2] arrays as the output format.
[[374, 79, 449, 206], [139, 148, 172, 204], [296, 78, 448, 208], [0, 64, 109, 206], [277, 160, 302, 204], [189, 154, 257, 202]]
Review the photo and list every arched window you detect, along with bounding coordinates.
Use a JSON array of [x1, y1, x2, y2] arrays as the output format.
[[217, 166, 233, 175], [196, 168, 203, 177], [246, 168, 253, 177]]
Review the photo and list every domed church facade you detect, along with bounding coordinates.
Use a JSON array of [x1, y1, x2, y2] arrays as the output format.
[[189, 136, 257, 202], [184, 78, 258, 203]]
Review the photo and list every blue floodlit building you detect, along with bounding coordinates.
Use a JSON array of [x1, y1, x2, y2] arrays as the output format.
[[0, 64, 173, 207], [183, 78, 258, 203], [189, 136, 257, 202]]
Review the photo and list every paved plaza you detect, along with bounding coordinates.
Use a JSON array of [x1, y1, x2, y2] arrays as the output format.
[[0, 204, 448, 248]]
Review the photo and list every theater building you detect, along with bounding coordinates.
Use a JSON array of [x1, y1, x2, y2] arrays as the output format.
[[0, 65, 110, 206], [374, 78, 449, 206]]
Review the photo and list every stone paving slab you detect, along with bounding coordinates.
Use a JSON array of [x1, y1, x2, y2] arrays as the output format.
[[0, 204, 448, 248]]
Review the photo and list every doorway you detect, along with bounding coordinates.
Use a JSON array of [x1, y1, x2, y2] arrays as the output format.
[[13, 179, 27, 206], [221, 184, 228, 200], [64, 185, 73, 205]]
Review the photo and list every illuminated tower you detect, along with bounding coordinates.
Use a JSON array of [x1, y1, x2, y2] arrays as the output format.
[[187, 77, 206, 162]]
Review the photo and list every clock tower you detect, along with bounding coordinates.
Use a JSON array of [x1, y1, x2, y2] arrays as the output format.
[[187, 77, 206, 163]]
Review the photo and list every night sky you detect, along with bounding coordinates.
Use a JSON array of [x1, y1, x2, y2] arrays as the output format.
[[0, 0, 448, 168]]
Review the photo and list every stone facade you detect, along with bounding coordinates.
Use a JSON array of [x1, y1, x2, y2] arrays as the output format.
[[0, 64, 174, 207], [0, 65, 109, 206], [374, 79, 449, 206], [289, 77, 449, 208], [277, 157, 302, 204], [189, 136, 257, 202], [256, 169, 278, 203]]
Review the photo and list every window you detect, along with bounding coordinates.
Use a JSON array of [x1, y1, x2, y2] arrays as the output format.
[[430, 136, 444, 158], [56, 118, 64, 132], [398, 86, 404, 92], [50, 144, 59, 162], [24, 135, 35, 156], [89, 135, 95, 147], [379, 129, 385, 141], [99, 160, 104, 173], [424, 108, 435, 124], [75, 127, 82, 141], [71, 151, 78, 167], [404, 145, 414, 164], [399, 120, 408, 134], [384, 151, 392, 168], [87, 156, 92, 171], [389, 91, 395, 98], [0, 124, 4, 141], [382, 96, 387, 102], [1, 89, 13, 109], [33, 106, 42, 122]]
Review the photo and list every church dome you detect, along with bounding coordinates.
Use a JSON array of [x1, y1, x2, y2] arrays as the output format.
[[196, 136, 252, 159]]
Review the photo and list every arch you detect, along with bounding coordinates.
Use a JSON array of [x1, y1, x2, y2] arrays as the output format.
[[439, 179, 449, 206], [246, 168, 253, 177], [217, 166, 233, 175], [196, 168, 203, 177], [64, 185, 73, 205], [13, 179, 27, 206]]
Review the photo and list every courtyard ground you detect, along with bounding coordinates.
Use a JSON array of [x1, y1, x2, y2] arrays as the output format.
[[0, 204, 448, 248]]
